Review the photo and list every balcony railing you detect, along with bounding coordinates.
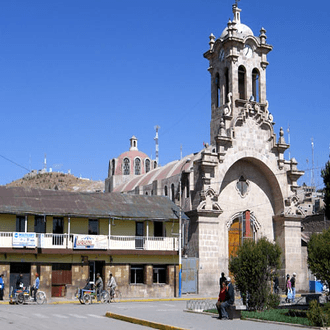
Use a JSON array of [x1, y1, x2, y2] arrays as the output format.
[[0, 232, 178, 251]]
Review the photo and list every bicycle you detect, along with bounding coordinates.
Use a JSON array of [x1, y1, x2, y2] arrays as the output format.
[[9, 286, 47, 305], [110, 288, 122, 303]]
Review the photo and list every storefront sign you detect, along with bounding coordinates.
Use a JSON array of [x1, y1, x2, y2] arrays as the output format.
[[13, 232, 37, 248], [73, 235, 108, 250]]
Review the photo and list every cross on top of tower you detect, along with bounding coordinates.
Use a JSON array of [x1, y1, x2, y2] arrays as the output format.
[[234, 0, 241, 7]]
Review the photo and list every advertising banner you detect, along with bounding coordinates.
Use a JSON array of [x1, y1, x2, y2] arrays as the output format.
[[13, 232, 37, 248], [73, 235, 108, 250]]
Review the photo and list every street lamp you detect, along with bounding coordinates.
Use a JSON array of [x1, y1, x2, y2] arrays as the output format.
[[179, 158, 191, 297]]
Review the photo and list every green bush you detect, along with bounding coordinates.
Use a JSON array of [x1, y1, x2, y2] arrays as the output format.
[[265, 293, 280, 309], [307, 300, 329, 327]]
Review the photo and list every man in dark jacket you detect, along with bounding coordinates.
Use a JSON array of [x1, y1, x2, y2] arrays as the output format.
[[220, 277, 235, 320]]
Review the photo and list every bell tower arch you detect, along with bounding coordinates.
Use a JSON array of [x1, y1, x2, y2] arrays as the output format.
[[204, 3, 273, 144]]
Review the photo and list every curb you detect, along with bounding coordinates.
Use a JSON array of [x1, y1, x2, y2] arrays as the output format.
[[0, 296, 218, 305], [105, 312, 189, 330]]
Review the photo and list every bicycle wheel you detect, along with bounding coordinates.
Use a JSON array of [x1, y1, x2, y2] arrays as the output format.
[[100, 290, 110, 304], [36, 291, 46, 305], [83, 293, 91, 305], [113, 290, 122, 302], [17, 293, 24, 304]]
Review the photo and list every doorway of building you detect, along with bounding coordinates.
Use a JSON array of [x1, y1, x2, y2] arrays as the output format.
[[10, 262, 31, 292], [88, 261, 105, 284]]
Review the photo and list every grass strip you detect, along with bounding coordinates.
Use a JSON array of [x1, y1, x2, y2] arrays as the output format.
[[205, 308, 311, 326]]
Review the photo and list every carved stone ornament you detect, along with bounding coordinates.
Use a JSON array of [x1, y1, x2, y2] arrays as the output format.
[[197, 187, 222, 212], [284, 196, 304, 216]]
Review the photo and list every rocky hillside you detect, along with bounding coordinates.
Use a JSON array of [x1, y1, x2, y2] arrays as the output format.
[[6, 172, 105, 193]]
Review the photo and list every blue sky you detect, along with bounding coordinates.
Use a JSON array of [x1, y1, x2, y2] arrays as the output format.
[[1, 0, 329, 189]]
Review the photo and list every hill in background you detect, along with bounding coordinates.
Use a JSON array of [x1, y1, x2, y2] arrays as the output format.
[[6, 172, 104, 193]]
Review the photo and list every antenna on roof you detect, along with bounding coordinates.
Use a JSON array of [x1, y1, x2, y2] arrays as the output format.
[[43, 154, 47, 171], [311, 138, 315, 189], [154, 125, 160, 165], [287, 124, 291, 160]]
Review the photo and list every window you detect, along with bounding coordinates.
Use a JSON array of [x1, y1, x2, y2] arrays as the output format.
[[164, 185, 168, 197], [88, 219, 98, 235], [252, 68, 260, 102], [225, 68, 229, 103], [111, 159, 115, 176], [186, 179, 190, 198], [131, 265, 144, 284], [236, 175, 249, 197], [238, 65, 246, 100], [153, 266, 167, 284], [135, 158, 141, 175], [16, 216, 25, 232], [34, 215, 46, 233], [171, 184, 175, 202], [53, 217, 64, 246], [215, 73, 221, 107], [145, 159, 150, 173], [123, 158, 130, 175], [153, 161, 157, 169], [154, 222, 163, 237]]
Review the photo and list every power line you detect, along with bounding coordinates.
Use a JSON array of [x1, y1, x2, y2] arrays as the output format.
[[0, 154, 30, 172]]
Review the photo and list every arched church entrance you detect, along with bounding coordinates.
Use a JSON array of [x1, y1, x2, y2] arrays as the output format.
[[228, 210, 256, 259]]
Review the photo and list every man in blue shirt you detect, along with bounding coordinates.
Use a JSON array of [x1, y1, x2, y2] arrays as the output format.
[[0, 273, 4, 300], [30, 273, 40, 302]]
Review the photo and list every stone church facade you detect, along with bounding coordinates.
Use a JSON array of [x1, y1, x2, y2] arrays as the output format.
[[106, 4, 307, 294]]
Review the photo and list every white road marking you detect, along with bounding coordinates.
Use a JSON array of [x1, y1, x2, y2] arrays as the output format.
[[33, 313, 49, 318], [86, 314, 104, 319], [52, 314, 69, 318], [68, 313, 87, 319]]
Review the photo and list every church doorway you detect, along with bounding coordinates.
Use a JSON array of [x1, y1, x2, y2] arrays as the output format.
[[228, 210, 255, 259]]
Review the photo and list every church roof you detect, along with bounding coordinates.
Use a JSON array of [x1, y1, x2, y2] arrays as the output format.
[[113, 151, 202, 193]]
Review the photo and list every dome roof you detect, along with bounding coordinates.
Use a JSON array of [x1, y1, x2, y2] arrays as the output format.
[[220, 5, 254, 40], [220, 22, 254, 39]]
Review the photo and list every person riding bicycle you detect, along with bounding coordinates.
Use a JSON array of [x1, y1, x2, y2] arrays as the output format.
[[30, 273, 40, 302], [107, 272, 117, 298], [95, 273, 103, 301]]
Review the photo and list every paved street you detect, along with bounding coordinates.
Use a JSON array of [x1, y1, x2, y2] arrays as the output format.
[[0, 300, 312, 330]]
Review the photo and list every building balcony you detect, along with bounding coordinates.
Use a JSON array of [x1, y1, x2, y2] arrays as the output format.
[[0, 232, 179, 252]]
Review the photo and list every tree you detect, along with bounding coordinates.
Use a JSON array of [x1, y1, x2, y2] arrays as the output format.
[[307, 228, 330, 287], [321, 158, 330, 220], [229, 237, 281, 311]]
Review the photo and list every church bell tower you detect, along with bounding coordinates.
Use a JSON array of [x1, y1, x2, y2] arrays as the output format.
[[204, 3, 273, 145]]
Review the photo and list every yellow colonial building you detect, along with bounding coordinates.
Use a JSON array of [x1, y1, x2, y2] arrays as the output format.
[[0, 186, 184, 299]]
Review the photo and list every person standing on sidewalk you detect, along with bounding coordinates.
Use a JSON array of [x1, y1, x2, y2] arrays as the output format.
[[291, 272, 296, 302], [219, 272, 226, 288], [30, 273, 40, 302], [0, 274, 4, 300]]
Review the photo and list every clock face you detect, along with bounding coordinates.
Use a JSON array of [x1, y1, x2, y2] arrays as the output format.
[[243, 45, 253, 58], [219, 49, 225, 62]]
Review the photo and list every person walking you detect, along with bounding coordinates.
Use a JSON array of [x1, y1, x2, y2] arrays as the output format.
[[95, 273, 103, 301], [0, 274, 4, 300], [30, 273, 40, 302], [285, 274, 292, 303], [107, 272, 117, 299], [291, 272, 296, 302], [220, 277, 235, 320]]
